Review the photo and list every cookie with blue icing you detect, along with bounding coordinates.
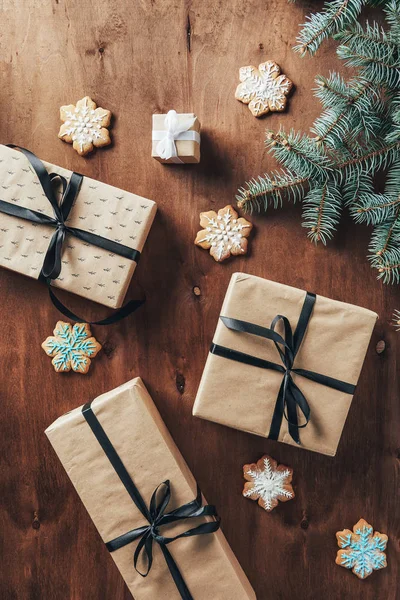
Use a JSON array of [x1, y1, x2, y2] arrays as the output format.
[[42, 321, 102, 373], [336, 518, 388, 579]]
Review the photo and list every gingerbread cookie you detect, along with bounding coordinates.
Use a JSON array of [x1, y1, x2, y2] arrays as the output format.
[[336, 518, 388, 580], [58, 96, 112, 156], [194, 205, 253, 262], [235, 61, 293, 117], [242, 455, 294, 512], [42, 321, 102, 373]]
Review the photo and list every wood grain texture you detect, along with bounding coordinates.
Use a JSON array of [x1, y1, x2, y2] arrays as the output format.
[[0, 1, 399, 599]]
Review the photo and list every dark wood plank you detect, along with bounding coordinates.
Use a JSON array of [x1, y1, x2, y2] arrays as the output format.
[[0, 1, 399, 599]]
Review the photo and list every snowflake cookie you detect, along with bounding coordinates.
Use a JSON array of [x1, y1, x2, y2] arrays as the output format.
[[235, 61, 293, 117], [242, 455, 294, 512], [336, 518, 388, 580], [58, 96, 112, 156], [194, 205, 253, 262], [41, 321, 102, 374]]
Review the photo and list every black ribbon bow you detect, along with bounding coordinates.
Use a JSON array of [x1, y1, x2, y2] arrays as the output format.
[[82, 402, 220, 600], [0, 146, 142, 324], [210, 291, 356, 444]]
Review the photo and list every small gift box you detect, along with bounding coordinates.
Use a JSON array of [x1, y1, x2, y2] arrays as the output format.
[[193, 273, 378, 456], [45, 378, 255, 600], [152, 110, 201, 164], [0, 145, 156, 309]]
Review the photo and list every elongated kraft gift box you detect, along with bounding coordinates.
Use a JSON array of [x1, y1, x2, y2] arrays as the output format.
[[0, 145, 156, 308], [45, 378, 255, 600], [193, 273, 378, 456]]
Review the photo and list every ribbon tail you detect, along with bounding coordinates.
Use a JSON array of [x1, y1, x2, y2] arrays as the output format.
[[285, 386, 301, 444], [41, 229, 65, 279], [156, 138, 178, 161], [156, 516, 221, 545], [268, 378, 286, 441], [284, 378, 311, 444], [150, 481, 171, 521], [133, 534, 153, 577], [106, 525, 149, 552], [159, 544, 193, 600]]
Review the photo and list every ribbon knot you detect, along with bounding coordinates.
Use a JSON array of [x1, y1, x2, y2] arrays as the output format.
[[211, 292, 356, 445], [106, 480, 220, 584]]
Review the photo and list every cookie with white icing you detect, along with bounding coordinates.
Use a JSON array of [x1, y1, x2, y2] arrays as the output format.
[[235, 61, 293, 117], [242, 455, 294, 512], [58, 96, 112, 156], [41, 321, 102, 373], [194, 205, 253, 262]]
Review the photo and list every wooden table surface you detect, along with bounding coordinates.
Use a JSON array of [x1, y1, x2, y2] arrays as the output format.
[[0, 1, 399, 599]]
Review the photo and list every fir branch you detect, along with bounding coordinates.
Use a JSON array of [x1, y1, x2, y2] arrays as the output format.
[[294, 0, 365, 56], [236, 171, 308, 212], [342, 171, 375, 207], [386, 93, 400, 143], [337, 141, 400, 177], [372, 207, 400, 252], [392, 309, 400, 330], [312, 75, 381, 146], [367, 161, 400, 277], [385, 0, 400, 43], [371, 247, 400, 284], [335, 20, 399, 52], [266, 129, 332, 179], [351, 193, 400, 225], [302, 182, 342, 244], [336, 24, 400, 88]]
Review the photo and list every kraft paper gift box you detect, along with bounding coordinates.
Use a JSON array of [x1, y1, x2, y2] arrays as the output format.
[[45, 378, 255, 600], [0, 145, 156, 309], [152, 111, 201, 164], [193, 273, 378, 457]]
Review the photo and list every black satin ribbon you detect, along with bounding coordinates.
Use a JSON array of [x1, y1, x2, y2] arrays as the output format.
[[0, 146, 143, 324], [210, 291, 356, 444], [82, 402, 220, 600]]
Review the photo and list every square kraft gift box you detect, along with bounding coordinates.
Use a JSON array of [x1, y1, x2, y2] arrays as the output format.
[[0, 145, 156, 309], [193, 273, 378, 456], [45, 378, 256, 600], [152, 111, 201, 164]]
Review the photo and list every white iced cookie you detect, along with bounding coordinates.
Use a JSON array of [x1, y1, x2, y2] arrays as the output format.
[[194, 205, 253, 262], [243, 455, 294, 512], [235, 61, 293, 117], [58, 96, 112, 156]]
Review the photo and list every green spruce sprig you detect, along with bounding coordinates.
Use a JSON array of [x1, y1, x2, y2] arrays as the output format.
[[237, 0, 400, 284], [294, 0, 365, 56]]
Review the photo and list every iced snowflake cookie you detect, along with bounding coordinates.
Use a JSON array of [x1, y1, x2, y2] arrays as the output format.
[[235, 61, 293, 117], [194, 205, 253, 262], [41, 321, 102, 373], [58, 96, 112, 156], [336, 519, 388, 580], [242, 455, 294, 512]]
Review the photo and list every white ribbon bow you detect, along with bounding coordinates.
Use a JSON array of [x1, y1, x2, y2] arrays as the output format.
[[153, 110, 200, 163]]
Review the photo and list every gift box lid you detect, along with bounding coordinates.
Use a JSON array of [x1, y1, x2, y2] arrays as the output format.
[[45, 377, 256, 600], [0, 145, 157, 308], [193, 273, 378, 456]]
